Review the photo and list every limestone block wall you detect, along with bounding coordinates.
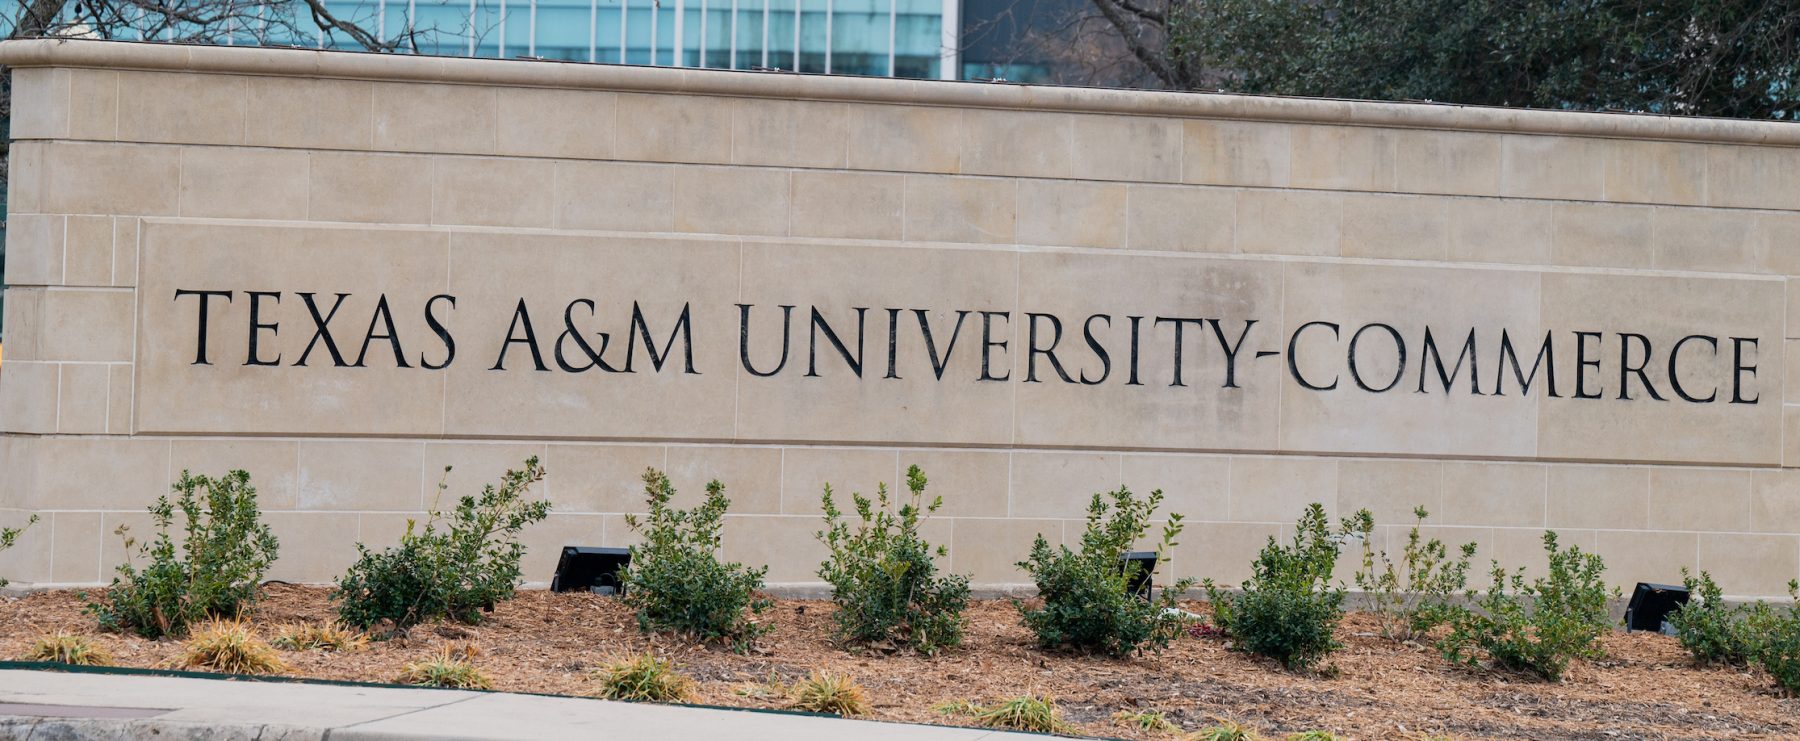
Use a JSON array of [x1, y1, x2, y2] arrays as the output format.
[[1, 39, 1798, 597]]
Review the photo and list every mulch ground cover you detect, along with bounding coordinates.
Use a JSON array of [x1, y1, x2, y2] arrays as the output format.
[[2, 585, 1795, 739]]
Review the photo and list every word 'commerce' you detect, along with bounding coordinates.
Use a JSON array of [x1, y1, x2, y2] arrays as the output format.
[[171, 291, 1765, 404]]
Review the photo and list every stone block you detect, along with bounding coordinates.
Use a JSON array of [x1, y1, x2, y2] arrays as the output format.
[[665, 445, 783, 515], [1445, 197, 1552, 265], [63, 216, 114, 287], [262, 513, 362, 583], [1289, 124, 1397, 192], [1649, 468, 1750, 532], [554, 160, 677, 233], [960, 108, 1071, 179], [431, 155, 556, 228], [170, 439, 302, 510], [1604, 140, 1707, 206], [116, 70, 245, 145], [1549, 202, 1653, 269], [614, 93, 731, 165], [1650, 206, 1760, 273], [671, 166, 789, 236], [1234, 189, 1341, 256], [497, 87, 615, 160], [1339, 192, 1449, 260], [246, 76, 373, 150], [1440, 462, 1546, 528], [721, 514, 831, 583], [38, 289, 133, 362], [40, 141, 180, 216], [1592, 529, 1697, 593], [1393, 129, 1503, 197], [731, 98, 849, 169], [1752, 469, 1800, 534], [1337, 459, 1440, 526], [308, 151, 434, 224], [902, 175, 1014, 244], [1125, 184, 1235, 253], [1546, 465, 1648, 531], [4, 214, 63, 286], [1698, 533, 1799, 598], [903, 449, 1010, 518], [105, 364, 132, 434], [1120, 453, 1230, 522], [296, 440, 426, 512], [540, 443, 664, 513], [50, 511, 102, 584], [790, 171, 904, 241], [846, 104, 961, 173], [950, 517, 1061, 584], [1707, 142, 1800, 211], [1502, 134, 1606, 201], [1007, 451, 1120, 519], [780, 447, 898, 517], [1070, 114, 1182, 183], [0, 361, 57, 434], [1016, 179, 1127, 249], [1183, 119, 1289, 188], [1227, 456, 1337, 524], [180, 147, 310, 220], [372, 81, 496, 155], [56, 363, 109, 434], [29, 437, 168, 510]]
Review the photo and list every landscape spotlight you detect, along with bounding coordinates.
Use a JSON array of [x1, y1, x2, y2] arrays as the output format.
[[1624, 582, 1690, 633], [550, 546, 630, 596], [1121, 551, 1158, 600]]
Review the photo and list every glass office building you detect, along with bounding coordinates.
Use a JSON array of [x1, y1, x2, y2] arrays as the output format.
[[245, 0, 957, 79]]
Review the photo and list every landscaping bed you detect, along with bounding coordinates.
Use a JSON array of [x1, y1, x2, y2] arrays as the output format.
[[2, 584, 1795, 740]]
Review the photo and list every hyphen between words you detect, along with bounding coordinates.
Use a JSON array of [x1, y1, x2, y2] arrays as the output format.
[[172, 290, 1765, 403]]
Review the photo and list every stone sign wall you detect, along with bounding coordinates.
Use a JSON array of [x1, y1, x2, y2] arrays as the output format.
[[2, 39, 1799, 596]]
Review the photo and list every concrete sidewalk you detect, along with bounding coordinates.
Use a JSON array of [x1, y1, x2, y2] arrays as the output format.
[[0, 668, 1048, 740]]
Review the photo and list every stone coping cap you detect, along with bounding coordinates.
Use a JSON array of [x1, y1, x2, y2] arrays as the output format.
[[1, 37, 1797, 146]]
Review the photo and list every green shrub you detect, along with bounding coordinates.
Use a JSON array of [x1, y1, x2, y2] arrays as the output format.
[[1348, 507, 1476, 643], [86, 470, 278, 639], [816, 464, 970, 654], [1112, 709, 1178, 733], [1191, 718, 1262, 741], [623, 468, 772, 650], [272, 621, 369, 652], [592, 654, 694, 702], [1667, 569, 1756, 666], [1206, 503, 1346, 671], [1017, 486, 1195, 657], [1438, 531, 1616, 681], [1749, 580, 1800, 695], [0, 514, 39, 588], [334, 458, 550, 632]]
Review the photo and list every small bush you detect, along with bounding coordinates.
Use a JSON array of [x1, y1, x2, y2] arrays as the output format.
[[816, 464, 970, 654], [1667, 569, 1756, 666], [592, 654, 694, 702], [0, 514, 39, 588], [1207, 503, 1346, 671], [1286, 732, 1343, 741], [1348, 507, 1476, 643], [22, 632, 112, 666], [334, 458, 550, 632], [622, 468, 771, 650], [398, 648, 493, 689], [786, 671, 870, 716], [179, 619, 287, 675], [87, 471, 278, 639], [1191, 717, 1263, 741], [272, 622, 368, 652], [1750, 580, 1800, 695], [1113, 709, 1179, 733], [939, 695, 1072, 734], [1017, 486, 1195, 657], [1438, 531, 1617, 681]]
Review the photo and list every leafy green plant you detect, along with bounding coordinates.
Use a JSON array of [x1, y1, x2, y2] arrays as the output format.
[[1667, 569, 1756, 666], [398, 647, 493, 689], [1206, 503, 1346, 671], [1113, 709, 1179, 733], [1286, 732, 1343, 741], [179, 619, 287, 675], [1749, 580, 1800, 695], [1438, 531, 1617, 681], [22, 631, 112, 666], [272, 621, 368, 652], [816, 464, 970, 654], [334, 458, 550, 632], [1017, 486, 1195, 657], [786, 671, 870, 716], [1190, 717, 1262, 741], [938, 695, 1073, 734], [623, 468, 772, 650], [87, 470, 278, 639], [0, 514, 39, 588], [1348, 507, 1476, 643], [592, 653, 694, 702]]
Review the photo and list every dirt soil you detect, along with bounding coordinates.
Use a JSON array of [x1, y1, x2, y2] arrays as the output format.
[[1, 586, 1795, 740]]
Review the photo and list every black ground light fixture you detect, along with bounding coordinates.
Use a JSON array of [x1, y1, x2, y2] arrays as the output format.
[[1625, 582, 1690, 633], [1120, 551, 1158, 599], [550, 546, 631, 595]]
